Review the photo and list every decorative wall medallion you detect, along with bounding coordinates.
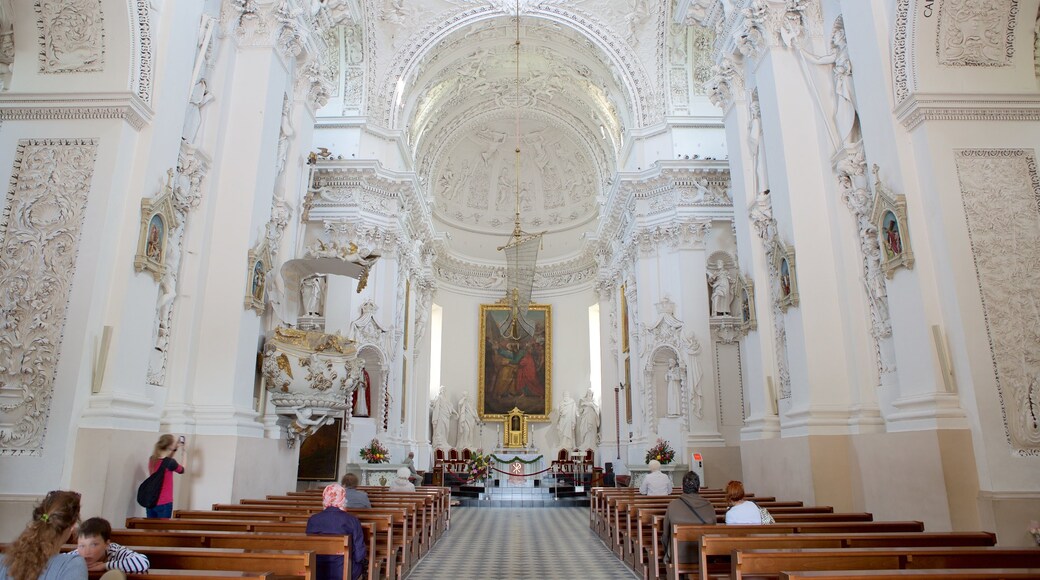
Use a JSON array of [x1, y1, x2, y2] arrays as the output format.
[[244, 236, 273, 314], [0, 139, 98, 456], [134, 171, 177, 282], [34, 0, 105, 73], [955, 148, 1040, 454], [772, 240, 799, 312], [737, 274, 757, 332], [869, 164, 915, 278], [937, 0, 1018, 67]]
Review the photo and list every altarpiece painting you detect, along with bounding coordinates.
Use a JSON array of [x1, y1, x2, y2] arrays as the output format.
[[478, 303, 552, 421]]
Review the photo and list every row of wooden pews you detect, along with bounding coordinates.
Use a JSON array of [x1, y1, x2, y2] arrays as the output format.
[[103, 485, 451, 580], [590, 486, 1040, 580]]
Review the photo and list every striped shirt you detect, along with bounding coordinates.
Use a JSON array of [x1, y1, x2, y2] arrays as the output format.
[[104, 543, 150, 573]]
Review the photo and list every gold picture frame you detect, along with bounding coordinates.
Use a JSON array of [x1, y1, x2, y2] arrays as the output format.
[[869, 164, 914, 279], [244, 236, 272, 314], [478, 303, 552, 421], [772, 239, 799, 312], [133, 170, 178, 282], [737, 274, 757, 332]]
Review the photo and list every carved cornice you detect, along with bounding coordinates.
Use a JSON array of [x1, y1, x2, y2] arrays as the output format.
[[433, 245, 597, 295], [895, 93, 1040, 131], [0, 92, 154, 130]]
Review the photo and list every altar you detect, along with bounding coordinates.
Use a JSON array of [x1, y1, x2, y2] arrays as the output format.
[[358, 463, 406, 487], [627, 463, 689, 489], [487, 452, 546, 487]]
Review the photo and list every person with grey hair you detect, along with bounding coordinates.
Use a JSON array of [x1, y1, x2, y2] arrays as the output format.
[[661, 471, 716, 565], [388, 467, 416, 492], [639, 459, 673, 496], [339, 473, 371, 509]]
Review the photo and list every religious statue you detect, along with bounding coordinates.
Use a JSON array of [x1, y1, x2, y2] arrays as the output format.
[[801, 23, 858, 148], [284, 404, 333, 448], [430, 386, 456, 450], [301, 275, 325, 317], [275, 99, 295, 177], [576, 388, 600, 451], [182, 78, 214, 144], [665, 357, 683, 417], [456, 392, 478, 450], [352, 368, 371, 417], [551, 392, 578, 450], [707, 260, 734, 317]]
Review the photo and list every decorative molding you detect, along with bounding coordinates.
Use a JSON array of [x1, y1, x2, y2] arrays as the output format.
[[34, 0, 105, 73], [748, 189, 792, 399], [638, 297, 704, 431], [130, 0, 154, 103], [0, 92, 153, 131], [893, 0, 912, 104], [936, 0, 1018, 67], [955, 148, 1040, 455], [0, 138, 98, 456], [244, 236, 273, 314], [895, 93, 1040, 130], [433, 249, 597, 294], [350, 300, 393, 361]]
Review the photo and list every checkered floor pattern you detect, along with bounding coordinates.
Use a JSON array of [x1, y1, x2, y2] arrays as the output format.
[[406, 507, 637, 579]]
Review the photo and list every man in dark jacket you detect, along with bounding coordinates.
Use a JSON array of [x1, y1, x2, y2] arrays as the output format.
[[662, 471, 716, 564], [306, 484, 368, 580]]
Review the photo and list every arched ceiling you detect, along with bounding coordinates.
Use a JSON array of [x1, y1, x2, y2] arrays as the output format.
[[397, 16, 635, 261]]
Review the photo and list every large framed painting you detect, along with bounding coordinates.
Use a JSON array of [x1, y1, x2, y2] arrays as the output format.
[[297, 418, 342, 481], [478, 303, 552, 421]]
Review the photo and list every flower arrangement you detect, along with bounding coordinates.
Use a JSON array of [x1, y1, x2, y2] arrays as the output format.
[[359, 438, 390, 463], [465, 450, 493, 483], [1029, 521, 1040, 546], [645, 438, 676, 465]]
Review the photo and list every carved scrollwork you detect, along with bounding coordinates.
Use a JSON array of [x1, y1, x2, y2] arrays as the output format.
[[0, 139, 98, 456], [34, 0, 105, 73]]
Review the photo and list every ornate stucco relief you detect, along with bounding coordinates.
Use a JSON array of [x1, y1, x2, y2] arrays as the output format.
[[937, 0, 1018, 67], [34, 0, 105, 73], [955, 149, 1040, 455], [131, 0, 153, 103], [748, 189, 793, 399], [0, 139, 98, 456]]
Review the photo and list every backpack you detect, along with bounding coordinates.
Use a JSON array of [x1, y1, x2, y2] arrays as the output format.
[[136, 457, 169, 508]]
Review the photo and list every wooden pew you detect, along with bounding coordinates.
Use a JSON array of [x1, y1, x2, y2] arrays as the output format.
[[80, 546, 316, 580], [664, 522, 927, 580], [780, 570, 1040, 580], [731, 547, 1040, 580], [106, 571, 274, 580], [695, 532, 998, 580], [108, 529, 357, 580]]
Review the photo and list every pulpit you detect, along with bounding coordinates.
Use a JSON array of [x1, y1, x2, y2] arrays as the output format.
[[503, 407, 528, 448]]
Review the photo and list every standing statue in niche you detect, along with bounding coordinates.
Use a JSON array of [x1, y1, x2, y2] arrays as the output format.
[[665, 357, 683, 417], [801, 23, 858, 148], [275, 99, 295, 177], [707, 260, 734, 316], [456, 392, 478, 450], [301, 275, 325, 317], [576, 388, 600, 451], [551, 392, 578, 450], [430, 386, 455, 450]]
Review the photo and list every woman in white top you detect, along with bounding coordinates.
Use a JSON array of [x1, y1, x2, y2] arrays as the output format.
[[724, 480, 769, 524]]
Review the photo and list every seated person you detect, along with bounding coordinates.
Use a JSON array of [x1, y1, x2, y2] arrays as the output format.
[[639, 459, 672, 495], [339, 473, 371, 509], [388, 467, 416, 492], [662, 471, 716, 565], [402, 451, 421, 485], [76, 517, 150, 573], [306, 484, 368, 580], [0, 490, 86, 580], [725, 480, 772, 524]]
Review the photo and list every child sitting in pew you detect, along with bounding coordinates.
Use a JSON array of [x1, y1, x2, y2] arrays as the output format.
[[76, 517, 150, 575]]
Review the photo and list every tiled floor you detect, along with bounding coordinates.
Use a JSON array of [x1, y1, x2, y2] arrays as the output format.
[[406, 507, 638, 579]]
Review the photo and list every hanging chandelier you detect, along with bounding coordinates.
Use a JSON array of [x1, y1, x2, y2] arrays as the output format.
[[496, 0, 544, 340]]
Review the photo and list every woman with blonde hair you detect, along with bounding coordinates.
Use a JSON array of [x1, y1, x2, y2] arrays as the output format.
[[147, 434, 185, 519], [724, 480, 773, 524], [0, 490, 86, 579]]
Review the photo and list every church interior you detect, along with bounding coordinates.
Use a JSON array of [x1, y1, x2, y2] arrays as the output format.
[[2, 0, 1040, 573]]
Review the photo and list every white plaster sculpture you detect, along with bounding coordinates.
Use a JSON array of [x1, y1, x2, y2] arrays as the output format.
[[275, 99, 295, 177], [353, 371, 369, 417], [456, 392, 478, 450], [801, 24, 857, 148], [301, 275, 325, 316], [576, 388, 600, 451], [430, 386, 455, 450], [747, 95, 767, 195], [182, 78, 214, 144], [285, 404, 333, 448], [708, 260, 734, 316], [665, 357, 683, 417], [552, 392, 578, 450]]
